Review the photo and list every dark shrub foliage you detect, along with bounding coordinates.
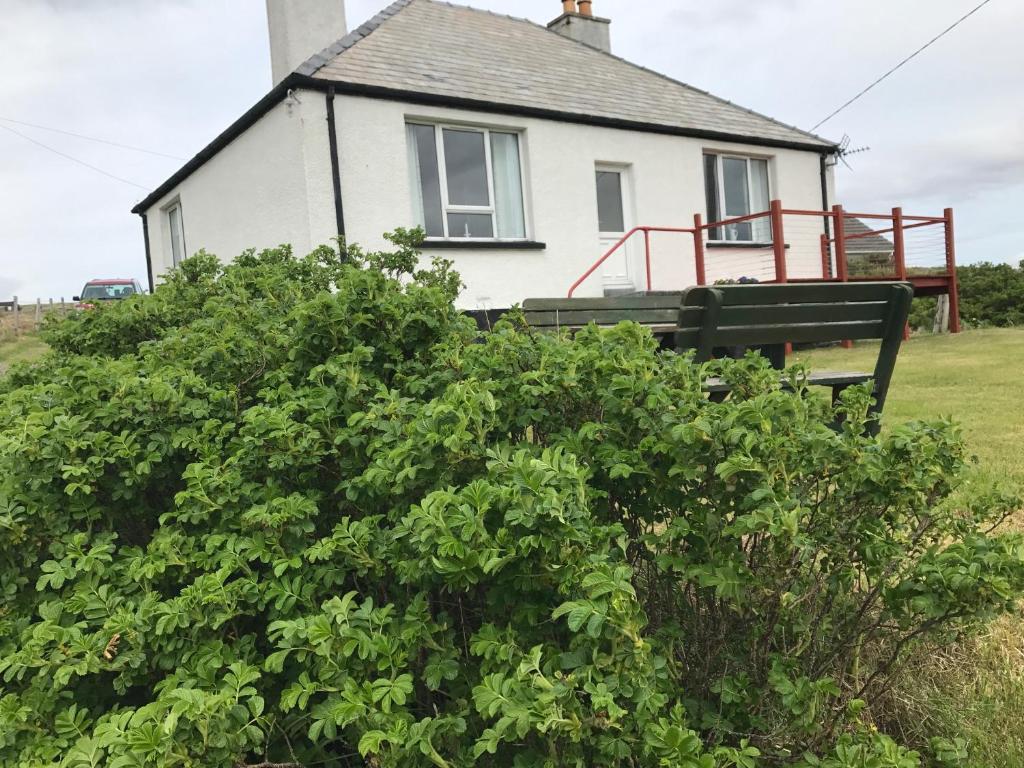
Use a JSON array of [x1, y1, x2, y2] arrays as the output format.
[[2, 233, 1022, 767], [956, 261, 1024, 328], [909, 261, 1024, 331]]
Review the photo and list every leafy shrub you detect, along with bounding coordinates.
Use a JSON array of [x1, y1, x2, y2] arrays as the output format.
[[2, 233, 1022, 767], [956, 261, 1024, 328], [907, 261, 1024, 332]]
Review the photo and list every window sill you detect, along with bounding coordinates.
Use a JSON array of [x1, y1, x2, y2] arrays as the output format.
[[420, 240, 547, 251], [707, 241, 790, 250]]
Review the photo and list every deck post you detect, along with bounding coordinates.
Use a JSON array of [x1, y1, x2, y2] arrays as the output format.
[[770, 200, 787, 283], [643, 228, 652, 292], [832, 205, 849, 282], [693, 214, 707, 286], [944, 208, 961, 333], [892, 207, 907, 280], [832, 205, 853, 347], [892, 207, 911, 340], [820, 233, 831, 279]]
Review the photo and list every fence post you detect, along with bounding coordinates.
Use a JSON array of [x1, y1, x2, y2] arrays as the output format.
[[832, 205, 849, 282], [944, 208, 961, 333], [693, 214, 707, 286], [12, 296, 19, 337], [770, 200, 787, 283], [819, 234, 831, 279], [892, 207, 907, 280], [34, 299, 41, 331], [60, 297, 67, 316]]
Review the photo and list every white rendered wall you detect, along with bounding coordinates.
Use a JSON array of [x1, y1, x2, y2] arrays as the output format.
[[327, 95, 833, 309], [144, 92, 832, 307], [144, 95, 333, 280]]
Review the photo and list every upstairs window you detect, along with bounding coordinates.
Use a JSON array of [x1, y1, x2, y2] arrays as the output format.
[[407, 123, 526, 240], [704, 154, 771, 242]]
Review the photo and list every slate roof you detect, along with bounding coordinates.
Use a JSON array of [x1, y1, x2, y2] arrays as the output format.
[[133, 0, 836, 216], [844, 217, 895, 254], [298, 0, 835, 149]]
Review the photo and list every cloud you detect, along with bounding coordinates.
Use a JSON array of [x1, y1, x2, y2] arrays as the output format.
[[0, 276, 22, 300]]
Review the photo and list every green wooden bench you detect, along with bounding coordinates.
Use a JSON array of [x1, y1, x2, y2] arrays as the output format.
[[676, 283, 912, 422], [522, 282, 913, 426]]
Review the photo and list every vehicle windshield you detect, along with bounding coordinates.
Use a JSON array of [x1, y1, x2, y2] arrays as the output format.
[[81, 284, 136, 300]]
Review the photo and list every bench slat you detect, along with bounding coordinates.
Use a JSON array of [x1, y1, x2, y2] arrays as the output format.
[[716, 301, 888, 326], [703, 370, 871, 393], [677, 320, 886, 347], [683, 283, 898, 306], [523, 308, 681, 327], [523, 295, 683, 311]]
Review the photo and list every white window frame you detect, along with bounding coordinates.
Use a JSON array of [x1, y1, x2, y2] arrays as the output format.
[[705, 153, 772, 244], [164, 200, 186, 266], [409, 122, 530, 242]]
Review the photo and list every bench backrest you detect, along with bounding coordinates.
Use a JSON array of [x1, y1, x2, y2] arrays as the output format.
[[676, 282, 913, 410], [521, 294, 683, 330]]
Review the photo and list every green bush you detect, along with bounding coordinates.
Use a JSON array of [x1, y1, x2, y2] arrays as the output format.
[[956, 261, 1024, 328], [908, 262, 1024, 332], [2, 234, 1022, 767]]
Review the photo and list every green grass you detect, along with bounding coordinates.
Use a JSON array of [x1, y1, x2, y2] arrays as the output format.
[[798, 329, 1024, 767], [0, 334, 48, 374], [795, 328, 1024, 484]]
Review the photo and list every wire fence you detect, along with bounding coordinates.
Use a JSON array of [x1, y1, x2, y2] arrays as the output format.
[[0, 297, 73, 342]]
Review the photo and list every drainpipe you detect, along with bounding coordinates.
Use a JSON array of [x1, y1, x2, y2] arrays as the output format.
[[820, 153, 833, 278], [325, 87, 346, 251], [141, 213, 154, 293]]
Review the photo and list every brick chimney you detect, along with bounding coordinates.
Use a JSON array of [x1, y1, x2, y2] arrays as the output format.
[[548, 0, 611, 53], [266, 0, 348, 86]]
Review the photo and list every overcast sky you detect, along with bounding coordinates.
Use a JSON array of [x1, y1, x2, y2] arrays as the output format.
[[1, 0, 1021, 300]]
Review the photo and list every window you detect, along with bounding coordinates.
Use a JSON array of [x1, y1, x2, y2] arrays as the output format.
[[166, 202, 186, 266], [407, 123, 526, 240], [595, 170, 625, 233], [703, 154, 771, 242]]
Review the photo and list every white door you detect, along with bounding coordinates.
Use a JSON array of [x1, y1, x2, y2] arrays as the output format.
[[595, 167, 634, 292]]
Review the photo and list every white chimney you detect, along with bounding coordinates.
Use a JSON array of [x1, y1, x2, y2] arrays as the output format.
[[266, 0, 348, 86]]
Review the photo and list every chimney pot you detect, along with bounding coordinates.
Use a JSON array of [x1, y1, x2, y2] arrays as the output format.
[[561, 0, 576, 14], [578, 0, 593, 15]]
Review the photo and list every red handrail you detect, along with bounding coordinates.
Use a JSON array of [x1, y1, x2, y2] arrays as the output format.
[[567, 226, 696, 298], [566, 201, 960, 336]]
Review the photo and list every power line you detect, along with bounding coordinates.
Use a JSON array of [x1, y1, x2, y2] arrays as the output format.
[[0, 122, 149, 191], [811, 0, 995, 131], [0, 115, 185, 160]]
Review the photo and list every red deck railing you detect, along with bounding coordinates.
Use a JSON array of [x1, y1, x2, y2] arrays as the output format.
[[568, 201, 961, 333]]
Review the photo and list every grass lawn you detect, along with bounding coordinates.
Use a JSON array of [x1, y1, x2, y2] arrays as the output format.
[[795, 328, 1024, 485], [0, 334, 48, 375], [799, 328, 1024, 766]]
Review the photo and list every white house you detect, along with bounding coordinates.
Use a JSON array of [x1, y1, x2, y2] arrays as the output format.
[[133, 0, 840, 309]]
